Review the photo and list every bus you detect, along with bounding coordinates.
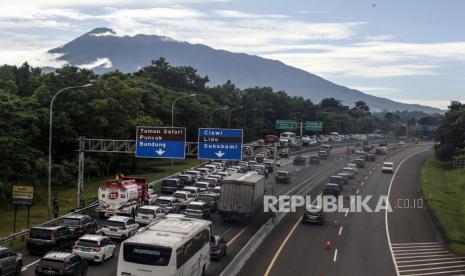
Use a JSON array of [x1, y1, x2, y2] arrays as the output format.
[[279, 132, 296, 144], [117, 215, 212, 276]]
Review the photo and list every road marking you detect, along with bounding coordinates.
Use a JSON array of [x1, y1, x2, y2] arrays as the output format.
[[338, 226, 343, 236], [395, 253, 453, 259], [394, 248, 448, 252], [392, 244, 444, 249], [263, 216, 303, 276], [333, 249, 338, 262], [399, 264, 465, 273], [385, 149, 431, 276], [369, 171, 372, 175], [398, 260, 465, 268], [361, 182, 364, 186], [22, 259, 40, 271], [364, 176, 368, 180], [396, 257, 465, 263], [350, 198, 355, 204], [227, 227, 247, 246], [344, 210, 349, 217], [356, 189, 360, 194], [392, 242, 441, 246], [400, 269, 465, 275]]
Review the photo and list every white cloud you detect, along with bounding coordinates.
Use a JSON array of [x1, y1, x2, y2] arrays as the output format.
[[365, 34, 395, 41], [77, 57, 113, 69], [214, 10, 287, 19], [350, 86, 402, 96], [393, 99, 464, 110]]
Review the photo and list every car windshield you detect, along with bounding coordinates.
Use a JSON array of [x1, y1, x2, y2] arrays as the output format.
[[138, 208, 155, 215], [162, 180, 178, 187], [173, 193, 187, 199], [384, 163, 393, 167], [39, 259, 65, 269], [198, 195, 214, 202], [123, 243, 172, 266], [29, 229, 52, 240], [155, 199, 172, 205], [187, 204, 204, 210], [277, 172, 288, 177], [63, 218, 81, 226], [105, 221, 125, 228], [76, 239, 99, 248]]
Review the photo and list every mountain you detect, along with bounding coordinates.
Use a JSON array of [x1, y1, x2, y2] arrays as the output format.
[[49, 27, 442, 114]]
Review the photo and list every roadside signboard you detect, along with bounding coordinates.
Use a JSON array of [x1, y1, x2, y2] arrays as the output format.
[[198, 128, 243, 160], [305, 121, 323, 132], [135, 126, 186, 159], [275, 120, 297, 130], [12, 185, 34, 205]]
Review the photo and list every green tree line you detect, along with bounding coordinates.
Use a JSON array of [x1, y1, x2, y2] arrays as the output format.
[[0, 58, 426, 198]]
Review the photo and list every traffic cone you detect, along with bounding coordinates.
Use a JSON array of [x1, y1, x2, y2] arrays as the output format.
[[324, 241, 332, 250]]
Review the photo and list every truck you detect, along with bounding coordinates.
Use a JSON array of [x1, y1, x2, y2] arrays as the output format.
[[218, 172, 265, 221], [96, 176, 149, 218]]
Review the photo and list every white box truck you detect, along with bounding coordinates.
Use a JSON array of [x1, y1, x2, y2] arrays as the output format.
[[218, 171, 265, 221]]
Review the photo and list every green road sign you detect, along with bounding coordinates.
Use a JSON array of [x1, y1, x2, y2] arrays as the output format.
[[275, 120, 297, 130], [305, 121, 323, 131]]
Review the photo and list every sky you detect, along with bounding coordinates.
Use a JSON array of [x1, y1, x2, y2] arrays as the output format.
[[1, 0, 465, 109]]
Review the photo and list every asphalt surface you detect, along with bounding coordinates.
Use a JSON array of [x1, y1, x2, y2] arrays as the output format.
[[387, 150, 465, 276], [238, 144, 438, 276], [17, 142, 356, 276]]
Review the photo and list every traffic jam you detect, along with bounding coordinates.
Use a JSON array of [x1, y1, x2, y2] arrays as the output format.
[[1, 131, 401, 276]]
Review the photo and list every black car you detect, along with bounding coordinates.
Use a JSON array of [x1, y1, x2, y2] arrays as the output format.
[[276, 171, 291, 184], [279, 149, 290, 158], [309, 155, 320, 164], [0, 247, 22, 275], [322, 185, 340, 197], [27, 226, 77, 255], [210, 235, 227, 261], [293, 155, 306, 166], [329, 175, 348, 186], [366, 153, 376, 162], [302, 205, 325, 225], [63, 215, 97, 237], [160, 178, 182, 194], [35, 252, 87, 276]]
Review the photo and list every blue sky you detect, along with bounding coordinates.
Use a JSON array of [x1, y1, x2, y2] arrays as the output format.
[[1, 0, 465, 109]]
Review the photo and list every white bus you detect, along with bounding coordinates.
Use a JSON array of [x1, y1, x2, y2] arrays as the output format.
[[117, 215, 212, 276], [279, 132, 296, 144]]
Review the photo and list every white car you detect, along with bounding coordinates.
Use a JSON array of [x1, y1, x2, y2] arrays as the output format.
[[195, 181, 212, 192], [342, 167, 357, 179], [73, 235, 116, 264], [172, 191, 196, 208], [147, 188, 158, 204], [182, 186, 201, 197], [213, 186, 221, 194], [382, 162, 394, 173], [135, 205, 165, 225], [101, 216, 139, 240], [226, 168, 239, 175]]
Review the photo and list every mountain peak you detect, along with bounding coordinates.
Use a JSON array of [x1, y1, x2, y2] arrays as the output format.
[[85, 27, 116, 36]]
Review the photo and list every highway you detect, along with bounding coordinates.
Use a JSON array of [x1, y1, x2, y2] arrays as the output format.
[[237, 144, 455, 276], [17, 142, 356, 276]]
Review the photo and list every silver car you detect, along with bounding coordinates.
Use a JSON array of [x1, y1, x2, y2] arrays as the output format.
[[0, 247, 22, 275]]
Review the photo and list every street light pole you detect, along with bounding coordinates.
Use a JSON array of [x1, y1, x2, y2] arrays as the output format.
[[243, 108, 258, 127], [48, 83, 93, 220], [209, 107, 228, 128], [260, 108, 273, 138], [228, 106, 243, 128], [170, 93, 196, 173]]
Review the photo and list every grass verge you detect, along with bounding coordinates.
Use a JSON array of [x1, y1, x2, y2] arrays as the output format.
[[0, 159, 201, 239], [421, 157, 465, 256]]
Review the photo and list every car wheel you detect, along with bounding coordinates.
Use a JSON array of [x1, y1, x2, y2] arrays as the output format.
[[223, 247, 227, 257], [15, 261, 22, 275], [100, 254, 106, 264]]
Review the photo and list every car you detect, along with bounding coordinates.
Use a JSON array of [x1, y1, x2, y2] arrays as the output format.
[[147, 188, 158, 204], [293, 155, 306, 165], [279, 149, 290, 158], [0, 247, 22, 275], [172, 191, 196, 208], [196, 192, 220, 212], [62, 215, 97, 237], [336, 173, 350, 184], [255, 153, 265, 163], [210, 235, 227, 261], [197, 167, 210, 177], [100, 216, 139, 240], [302, 205, 325, 225], [355, 158, 366, 168], [212, 186, 221, 194], [226, 168, 239, 175], [318, 150, 329, 160], [347, 163, 358, 172], [309, 155, 320, 164], [276, 171, 291, 184], [252, 164, 267, 175], [185, 170, 202, 181], [203, 177, 219, 187], [177, 174, 194, 186], [72, 235, 116, 264], [382, 162, 394, 173], [181, 186, 201, 197], [366, 153, 376, 162], [27, 226, 77, 255], [217, 171, 229, 178], [322, 184, 340, 197], [184, 201, 211, 219], [154, 196, 181, 214], [342, 167, 357, 179], [35, 252, 87, 276], [263, 159, 274, 173], [135, 205, 165, 225], [195, 181, 213, 192], [329, 175, 347, 186], [160, 178, 182, 194]]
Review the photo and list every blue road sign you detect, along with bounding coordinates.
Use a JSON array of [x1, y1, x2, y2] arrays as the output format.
[[198, 128, 243, 160], [136, 126, 186, 159]]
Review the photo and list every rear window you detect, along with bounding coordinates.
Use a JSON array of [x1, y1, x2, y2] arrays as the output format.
[[197, 195, 214, 202], [138, 208, 155, 215], [155, 199, 171, 205], [63, 218, 81, 226], [76, 239, 99, 248], [123, 243, 172, 266], [384, 163, 393, 167], [277, 172, 288, 177], [39, 259, 65, 269], [187, 204, 204, 210], [30, 229, 52, 240], [162, 180, 178, 187], [105, 221, 125, 228], [173, 193, 187, 199]]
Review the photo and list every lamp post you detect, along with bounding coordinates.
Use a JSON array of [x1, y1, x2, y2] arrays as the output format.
[[48, 83, 93, 220], [260, 108, 273, 138], [209, 106, 228, 128], [170, 93, 196, 173], [228, 105, 243, 128], [243, 108, 258, 127]]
